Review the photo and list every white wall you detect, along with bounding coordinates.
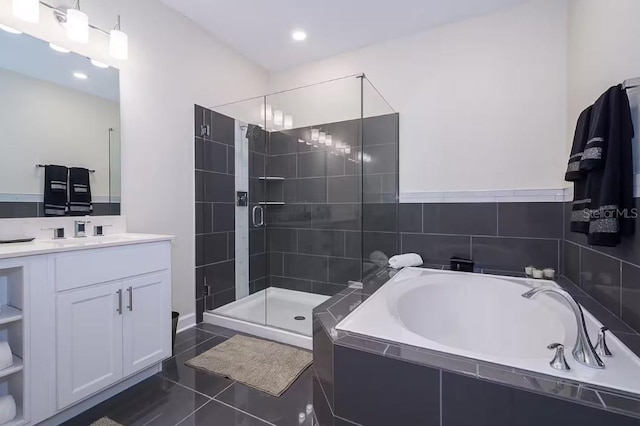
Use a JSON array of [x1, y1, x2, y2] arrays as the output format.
[[269, 0, 568, 194], [0, 69, 119, 199], [0, 0, 269, 320], [567, 0, 640, 174]]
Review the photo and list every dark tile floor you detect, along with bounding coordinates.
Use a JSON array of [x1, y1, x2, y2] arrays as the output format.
[[63, 323, 317, 426]]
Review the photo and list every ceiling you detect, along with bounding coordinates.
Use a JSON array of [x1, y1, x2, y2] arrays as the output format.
[[160, 0, 526, 71], [0, 30, 120, 102]]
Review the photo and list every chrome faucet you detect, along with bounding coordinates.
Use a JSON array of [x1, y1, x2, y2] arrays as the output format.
[[74, 220, 90, 238], [521, 286, 604, 369]]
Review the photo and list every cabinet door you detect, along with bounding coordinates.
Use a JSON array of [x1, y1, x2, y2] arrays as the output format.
[[123, 271, 171, 376], [56, 281, 124, 409]]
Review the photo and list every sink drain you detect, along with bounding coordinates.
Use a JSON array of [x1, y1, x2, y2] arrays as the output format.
[[294, 316, 306, 321]]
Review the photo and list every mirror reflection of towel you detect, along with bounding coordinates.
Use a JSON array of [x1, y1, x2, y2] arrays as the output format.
[[68, 167, 92, 216], [44, 165, 68, 217]]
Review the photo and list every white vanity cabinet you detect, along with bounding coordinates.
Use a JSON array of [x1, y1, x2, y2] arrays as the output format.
[[0, 234, 173, 426], [53, 243, 172, 409]]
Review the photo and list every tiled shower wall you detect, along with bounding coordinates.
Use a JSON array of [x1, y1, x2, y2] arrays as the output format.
[[194, 105, 237, 323], [563, 199, 640, 344], [263, 114, 399, 297]]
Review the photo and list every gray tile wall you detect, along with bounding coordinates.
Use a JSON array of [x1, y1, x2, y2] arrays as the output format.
[[563, 198, 640, 345], [0, 201, 120, 218], [265, 114, 399, 297], [195, 105, 237, 323], [400, 202, 563, 274]]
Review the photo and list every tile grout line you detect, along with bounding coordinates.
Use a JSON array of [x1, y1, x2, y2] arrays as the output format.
[[212, 381, 236, 400], [173, 400, 211, 426]]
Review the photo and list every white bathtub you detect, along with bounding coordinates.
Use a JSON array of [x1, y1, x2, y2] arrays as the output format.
[[336, 267, 640, 395]]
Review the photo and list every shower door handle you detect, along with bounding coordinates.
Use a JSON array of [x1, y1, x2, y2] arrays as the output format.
[[252, 205, 265, 228]]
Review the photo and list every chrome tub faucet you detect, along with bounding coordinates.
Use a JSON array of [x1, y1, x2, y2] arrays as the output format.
[[522, 286, 604, 369]]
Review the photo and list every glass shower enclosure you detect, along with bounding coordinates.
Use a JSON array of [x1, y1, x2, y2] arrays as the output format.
[[200, 74, 398, 348]]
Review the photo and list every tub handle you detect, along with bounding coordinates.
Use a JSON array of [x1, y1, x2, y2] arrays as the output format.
[[547, 343, 571, 371], [595, 327, 612, 358]]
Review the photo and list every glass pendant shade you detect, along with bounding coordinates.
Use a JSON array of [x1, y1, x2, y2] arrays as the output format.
[[67, 8, 89, 43], [110, 29, 128, 60], [311, 129, 319, 141], [318, 132, 326, 145], [325, 135, 333, 147], [284, 115, 293, 130], [261, 104, 273, 122], [274, 110, 283, 126], [12, 0, 39, 23]]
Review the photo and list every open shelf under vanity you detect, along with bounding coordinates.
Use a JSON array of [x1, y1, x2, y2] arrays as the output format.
[[0, 266, 26, 426]]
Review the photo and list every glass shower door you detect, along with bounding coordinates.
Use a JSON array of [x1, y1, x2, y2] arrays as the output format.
[[203, 96, 268, 326], [263, 76, 364, 336]]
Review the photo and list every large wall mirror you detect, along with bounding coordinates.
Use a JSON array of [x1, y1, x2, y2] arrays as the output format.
[[0, 30, 121, 218]]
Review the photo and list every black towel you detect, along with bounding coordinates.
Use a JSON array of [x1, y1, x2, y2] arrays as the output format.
[[43, 165, 68, 217], [565, 106, 593, 234], [68, 167, 93, 216], [581, 85, 635, 246]]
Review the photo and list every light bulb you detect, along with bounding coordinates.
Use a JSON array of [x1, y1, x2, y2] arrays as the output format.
[[12, 0, 39, 23], [284, 115, 293, 130], [318, 132, 326, 145], [274, 110, 283, 126], [325, 135, 333, 147], [67, 8, 89, 43]]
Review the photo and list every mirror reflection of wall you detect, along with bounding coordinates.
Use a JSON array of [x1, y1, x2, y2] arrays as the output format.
[[0, 30, 121, 218]]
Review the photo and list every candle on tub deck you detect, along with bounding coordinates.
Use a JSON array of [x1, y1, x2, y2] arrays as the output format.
[[543, 268, 556, 279], [532, 269, 544, 279], [525, 266, 535, 276]]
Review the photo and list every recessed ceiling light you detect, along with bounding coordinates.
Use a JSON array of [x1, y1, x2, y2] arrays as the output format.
[[0, 24, 22, 34], [49, 43, 70, 53], [73, 72, 88, 80], [90, 59, 109, 69], [291, 30, 307, 41]]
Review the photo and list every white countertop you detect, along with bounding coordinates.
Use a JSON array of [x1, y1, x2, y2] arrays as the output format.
[[0, 233, 174, 260]]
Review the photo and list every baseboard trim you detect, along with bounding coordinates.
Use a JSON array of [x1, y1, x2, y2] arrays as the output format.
[[176, 312, 196, 333]]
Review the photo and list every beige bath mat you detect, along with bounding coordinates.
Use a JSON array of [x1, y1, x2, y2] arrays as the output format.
[[186, 335, 312, 397], [90, 418, 122, 426]]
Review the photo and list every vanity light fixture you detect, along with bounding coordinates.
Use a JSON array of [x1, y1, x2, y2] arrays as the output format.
[[90, 59, 109, 68], [12, 0, 40, 23], [22, 2, 130, 60], [261, 104, 273, 122], [284, 115, 293, 130], [311, 129, 319, 141], [109, 15, 128, 60], [318, 132, 326, 145], [49, 42, 70, 53], [73, 71, 88, 79], [0, 24, 22, 34], [66, 0, 89, 43], [274, 110, 284, 126], [291, 30, 307, 41]]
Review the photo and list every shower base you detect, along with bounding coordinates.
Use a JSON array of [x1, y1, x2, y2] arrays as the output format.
[[203, 287, 330, 350]]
